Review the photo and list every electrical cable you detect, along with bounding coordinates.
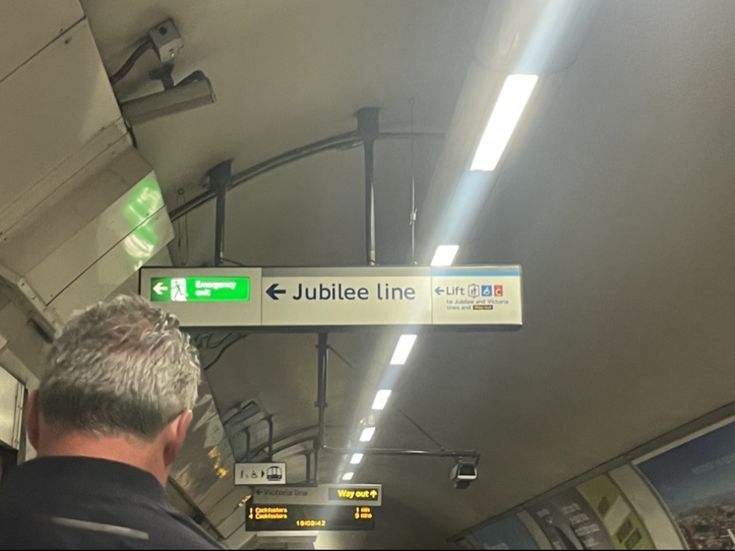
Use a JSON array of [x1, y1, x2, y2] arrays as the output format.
[[206, 332, 233, 349], [192, 333, 211, 350], [109, 39, 154, 86], [203, 334, 248, 371]]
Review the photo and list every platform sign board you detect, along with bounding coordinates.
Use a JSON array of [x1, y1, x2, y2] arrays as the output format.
[[252, 484, 382, 507], [245, 502, 376, 532], [139, 266, 522, 328], [431, 266, 523, 325], [235, 462, 286, 486], [139, 268, 262, 327], [261, 267, 431, 326]]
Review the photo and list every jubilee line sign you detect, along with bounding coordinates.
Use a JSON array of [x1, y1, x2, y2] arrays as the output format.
[[139, 265, 522, 328]]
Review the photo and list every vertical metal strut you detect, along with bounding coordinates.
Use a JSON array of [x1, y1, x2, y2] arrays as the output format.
[[209, 160, 231, 266], [314, 333, 329, 482], [356, 108, 379, 266]]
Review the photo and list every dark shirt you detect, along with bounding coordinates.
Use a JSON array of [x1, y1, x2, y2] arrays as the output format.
[[0, 456, 221, 549]]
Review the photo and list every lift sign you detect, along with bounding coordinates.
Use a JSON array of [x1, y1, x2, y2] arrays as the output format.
[[150, 276, 251, 302]]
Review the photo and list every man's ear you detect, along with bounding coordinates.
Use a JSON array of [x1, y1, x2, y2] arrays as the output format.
[[162, 410, 193, 468], [25, 391, 41, 451]]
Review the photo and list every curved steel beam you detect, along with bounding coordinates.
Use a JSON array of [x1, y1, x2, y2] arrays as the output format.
[[170, 130, 360, 221], [168, 129, 443, 222]]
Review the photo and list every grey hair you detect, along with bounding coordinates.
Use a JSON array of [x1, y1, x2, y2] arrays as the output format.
[[39, 295, 201, 439]]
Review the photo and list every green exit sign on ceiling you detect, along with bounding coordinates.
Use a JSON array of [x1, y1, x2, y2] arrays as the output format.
[[150, 276, 251, 302]]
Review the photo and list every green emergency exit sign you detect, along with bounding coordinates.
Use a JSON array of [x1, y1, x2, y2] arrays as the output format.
[[150, 276, 250, 302]]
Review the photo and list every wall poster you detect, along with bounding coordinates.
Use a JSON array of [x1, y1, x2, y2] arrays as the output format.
[[528, 474, 654, 549], [637, 419, 735, 550], [471, 514, 540, 550]]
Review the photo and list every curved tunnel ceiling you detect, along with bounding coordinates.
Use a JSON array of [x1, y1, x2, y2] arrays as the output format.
[[82, 0, 735, 548]]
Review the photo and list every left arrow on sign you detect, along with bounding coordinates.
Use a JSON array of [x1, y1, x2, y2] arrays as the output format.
[[153, 281, 168, 295], [266, 283, 287, 300]]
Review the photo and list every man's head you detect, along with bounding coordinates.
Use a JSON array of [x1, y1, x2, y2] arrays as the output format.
[[27, 295, 201, 482]]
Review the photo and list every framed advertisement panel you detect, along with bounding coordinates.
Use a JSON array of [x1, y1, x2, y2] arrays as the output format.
[[527, 474, 654, 550], [635, 416, 735, 550]]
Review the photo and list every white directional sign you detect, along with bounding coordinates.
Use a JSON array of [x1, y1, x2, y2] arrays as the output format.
[[235, 462, 286, 486], [139, 266, 522, 328], [262, 267, 431, 326], [432, 266, 523, 325], [252, 484, 382, 506]]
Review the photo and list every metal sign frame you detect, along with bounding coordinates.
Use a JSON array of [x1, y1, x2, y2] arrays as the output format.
[[138, 265, 523, 330]]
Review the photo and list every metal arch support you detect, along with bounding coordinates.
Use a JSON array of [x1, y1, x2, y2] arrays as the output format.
[[169, 131, 362, 221], [169, 110, 443, 265], [167, 128, 442, 222]]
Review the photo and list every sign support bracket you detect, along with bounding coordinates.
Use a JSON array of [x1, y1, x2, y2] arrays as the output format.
[[314, 333, 480, 471], [209, 160, 231, 267], [356, 107, 379, 266]]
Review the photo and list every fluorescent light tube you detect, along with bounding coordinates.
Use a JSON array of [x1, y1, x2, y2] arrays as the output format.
[[372, 390, 392, 411], [431, 245, 459, 267], [390, 334, 417, 365], [359, 427, 376, 442], [471, 74, 538, 171], [342, 472, 354, 481], [350, 453, 364, 465]]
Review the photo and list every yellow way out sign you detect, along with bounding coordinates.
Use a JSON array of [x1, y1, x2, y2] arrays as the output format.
[[331, 487, 379, 501]]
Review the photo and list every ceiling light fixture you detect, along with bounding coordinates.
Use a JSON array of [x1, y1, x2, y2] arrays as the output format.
[[390, 334, 417, 365], [430, 244, 459, 267], [342, 472, 355, 481], [470, 74, 538, 171], [350, 453, 364, 465], [359, 427, 376, 442], [371, 389, 392, 411]]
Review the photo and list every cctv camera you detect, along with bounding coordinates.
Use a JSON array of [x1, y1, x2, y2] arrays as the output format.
[[120, 72, 215, 125], [450, 459, 478, 490]]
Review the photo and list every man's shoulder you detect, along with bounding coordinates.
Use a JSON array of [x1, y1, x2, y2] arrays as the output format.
[[0, 459, 221, 549], [0, 491, 221, 549]]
